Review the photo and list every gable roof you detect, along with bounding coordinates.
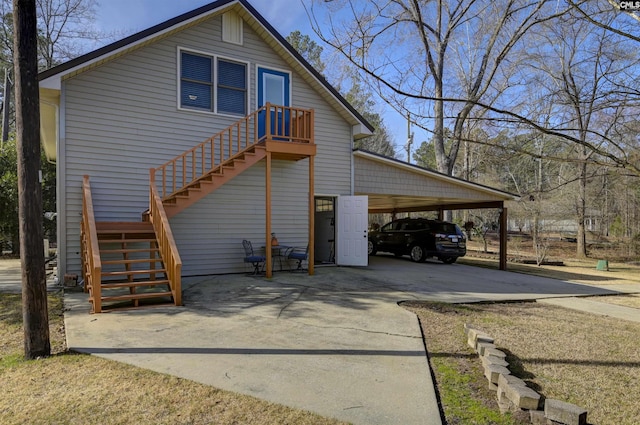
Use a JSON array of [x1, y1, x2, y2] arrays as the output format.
[[38, 0, 373, 133]]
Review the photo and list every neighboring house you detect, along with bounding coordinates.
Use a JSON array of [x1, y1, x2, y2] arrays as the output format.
[[39, 0, 516, 313]]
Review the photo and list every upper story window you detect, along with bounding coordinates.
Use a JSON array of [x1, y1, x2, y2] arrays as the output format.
[[179, 50, 247, 116], [217, 59, 247, 115], [180, 52, 213, 111]]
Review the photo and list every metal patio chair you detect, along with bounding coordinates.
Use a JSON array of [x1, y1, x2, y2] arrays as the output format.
[[285, 244, 309, 271], [242, 240, 266, 275]]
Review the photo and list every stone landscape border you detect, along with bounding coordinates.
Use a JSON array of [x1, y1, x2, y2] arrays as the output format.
[[465, 324, 589, 425]]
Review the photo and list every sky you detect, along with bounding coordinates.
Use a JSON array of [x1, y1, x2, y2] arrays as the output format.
[[90, 0, 411, 157]]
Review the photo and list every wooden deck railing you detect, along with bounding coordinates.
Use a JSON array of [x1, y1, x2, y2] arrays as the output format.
[[148, 173, 183, 306], [80, 175, 102, 313], [152, 103, 314, 199]]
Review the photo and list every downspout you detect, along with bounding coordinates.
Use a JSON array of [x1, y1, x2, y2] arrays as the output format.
[[350, 126, 355, 195], [57, 86, 66, 279]]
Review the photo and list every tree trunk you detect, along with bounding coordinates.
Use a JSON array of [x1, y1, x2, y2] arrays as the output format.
[[576, 161, 588, 258], [13, 0, 50, 359], [2, 68, 11, 143]]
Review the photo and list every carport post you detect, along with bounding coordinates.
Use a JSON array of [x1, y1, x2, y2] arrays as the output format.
[[499, 206, 507, 271], [308, 155, 314, 275], [265, 152, 273, 278]]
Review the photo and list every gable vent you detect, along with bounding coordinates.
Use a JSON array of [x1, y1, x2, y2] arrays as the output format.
[[222, 11, 243, 45]]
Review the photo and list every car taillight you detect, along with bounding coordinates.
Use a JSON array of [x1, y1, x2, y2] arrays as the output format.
[[435, 233, 448, 241]]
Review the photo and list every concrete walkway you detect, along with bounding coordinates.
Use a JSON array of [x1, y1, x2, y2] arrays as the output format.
[[3, 256, 640, 424]]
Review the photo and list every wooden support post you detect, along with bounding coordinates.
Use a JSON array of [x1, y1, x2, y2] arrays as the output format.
[[308, 155, 315, 275], [499, 205, 507, 271], [265, 151, 272, 278]]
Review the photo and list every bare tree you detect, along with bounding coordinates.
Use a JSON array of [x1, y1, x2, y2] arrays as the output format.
[[308, 0, 566, 176], [569, 0, 640, 41], [13, 0, 50, 359], [309, 1, 640, 178], [1, 0, 100, 70], [526, 9, 640, 257]]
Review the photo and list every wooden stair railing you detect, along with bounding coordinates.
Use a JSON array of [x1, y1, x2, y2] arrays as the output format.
[[81, 176, 180, 313], [151, 103, 314, 204], [148, 179, 182, 306], [80, 175, 102, 313]]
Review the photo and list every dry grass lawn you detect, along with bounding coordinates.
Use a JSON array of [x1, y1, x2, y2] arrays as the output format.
[[403, 301, 640, 425], [403, 242, 640, 425], [594, 294, 640, 308]]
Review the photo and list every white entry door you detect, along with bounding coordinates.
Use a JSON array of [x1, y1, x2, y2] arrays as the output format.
[[336, 196, 368, 266]]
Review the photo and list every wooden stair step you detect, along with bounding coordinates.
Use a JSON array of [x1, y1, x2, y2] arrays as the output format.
[[102, 258, 163, 265], [98, 238, 157, 244], [95, 222, 154, 233], [101, 279, 170, 289], [100, 291, 174, 302], [101, 268, 166, 277], [100, 248, 159, 254]]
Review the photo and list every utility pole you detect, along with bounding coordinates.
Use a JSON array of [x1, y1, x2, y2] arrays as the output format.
[[14, 0, 50, 359]]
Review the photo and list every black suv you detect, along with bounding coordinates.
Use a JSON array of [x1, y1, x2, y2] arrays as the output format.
[[368, 218, 466, 263]]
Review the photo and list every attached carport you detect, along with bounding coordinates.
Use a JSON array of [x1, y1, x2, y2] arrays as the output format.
[[353, 150, 519, 270]]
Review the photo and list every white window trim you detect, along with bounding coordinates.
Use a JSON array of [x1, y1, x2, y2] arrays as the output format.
[[177, 46, 250, 117], [255, 64, 292, 110]]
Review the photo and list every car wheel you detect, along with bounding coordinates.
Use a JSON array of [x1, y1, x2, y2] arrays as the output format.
[[410, 245, 426, 262], [368, 240, 377, 255], [441, 257, 457, 264]]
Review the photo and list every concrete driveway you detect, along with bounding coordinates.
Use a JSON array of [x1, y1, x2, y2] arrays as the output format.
[[62, 256, 634, 425]]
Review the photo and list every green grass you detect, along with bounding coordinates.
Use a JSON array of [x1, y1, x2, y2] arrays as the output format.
[[432, 358, 516, 425]]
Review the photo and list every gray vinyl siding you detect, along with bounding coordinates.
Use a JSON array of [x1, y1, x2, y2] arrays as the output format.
[[354, 156, 506, 201], [62, 13, 352, 276]]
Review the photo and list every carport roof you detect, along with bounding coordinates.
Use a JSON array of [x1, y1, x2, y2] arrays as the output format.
[[353, 150, 519, 213]]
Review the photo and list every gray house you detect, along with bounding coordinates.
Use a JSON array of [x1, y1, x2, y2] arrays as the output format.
[[39, 0, 515, 313]]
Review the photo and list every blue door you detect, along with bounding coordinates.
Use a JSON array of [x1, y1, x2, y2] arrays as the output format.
[[258, 67, 290, 140]]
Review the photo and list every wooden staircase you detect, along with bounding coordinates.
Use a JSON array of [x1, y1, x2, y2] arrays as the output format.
[[150, 143, 267, 219], [80, 104, 315, 312], [90, 221, 174, 311]]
